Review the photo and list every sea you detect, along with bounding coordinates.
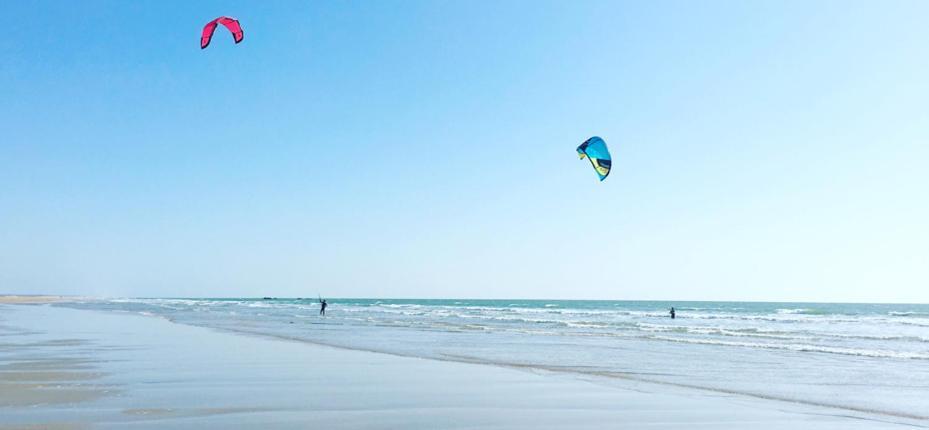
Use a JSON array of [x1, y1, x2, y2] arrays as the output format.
[[58, 298, 929, 420]]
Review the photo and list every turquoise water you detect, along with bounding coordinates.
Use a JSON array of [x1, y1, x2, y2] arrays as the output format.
[[60, 298, 929, 420]]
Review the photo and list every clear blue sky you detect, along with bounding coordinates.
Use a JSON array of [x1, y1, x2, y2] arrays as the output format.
[[2, 1, 927, 302]]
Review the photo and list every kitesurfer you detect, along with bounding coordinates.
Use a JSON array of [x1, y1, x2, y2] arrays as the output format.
[[319, 298, 328, 316], [669, 307, 676, 319]]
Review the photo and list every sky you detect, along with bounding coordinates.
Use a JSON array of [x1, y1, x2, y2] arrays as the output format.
[[1, 0, 927, 302]]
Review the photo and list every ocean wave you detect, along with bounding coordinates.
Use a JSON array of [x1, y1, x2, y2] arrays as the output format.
[[564, 321, 612, 329], [888, 311, 929, 317], [776, 308, 827, 315], [635, 323, 813, 340], [647, 335, 929, 360], [896, 319, 929, 327]]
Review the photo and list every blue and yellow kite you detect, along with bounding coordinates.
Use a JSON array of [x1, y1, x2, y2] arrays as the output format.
[[577, 136, 611, 181]]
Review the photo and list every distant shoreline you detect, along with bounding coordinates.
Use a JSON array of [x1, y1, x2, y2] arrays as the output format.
[[0, 295, 66, 304]]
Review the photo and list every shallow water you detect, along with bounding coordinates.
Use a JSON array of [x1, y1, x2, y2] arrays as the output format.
[[59, 298, 929, 420]]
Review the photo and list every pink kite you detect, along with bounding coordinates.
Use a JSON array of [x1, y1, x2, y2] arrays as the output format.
[[201, 17, 244, 49]]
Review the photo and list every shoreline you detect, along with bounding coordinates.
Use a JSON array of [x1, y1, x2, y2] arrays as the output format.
[[1, 304, 923, 429], [197, 322, 929, 422]]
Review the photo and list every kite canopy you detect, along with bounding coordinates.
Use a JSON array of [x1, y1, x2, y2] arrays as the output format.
[[577, 136, 611, 181], [201, 16, 244, 49]]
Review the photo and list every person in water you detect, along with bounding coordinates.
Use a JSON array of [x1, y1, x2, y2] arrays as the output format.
[[319, 299, 327, 316], [669, 307, 676, 319]]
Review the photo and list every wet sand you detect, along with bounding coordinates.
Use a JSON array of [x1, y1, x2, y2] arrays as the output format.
[[0, 304, 919, 429]]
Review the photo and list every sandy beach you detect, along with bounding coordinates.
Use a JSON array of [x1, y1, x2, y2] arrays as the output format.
[[0, 304, 919, 429]]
